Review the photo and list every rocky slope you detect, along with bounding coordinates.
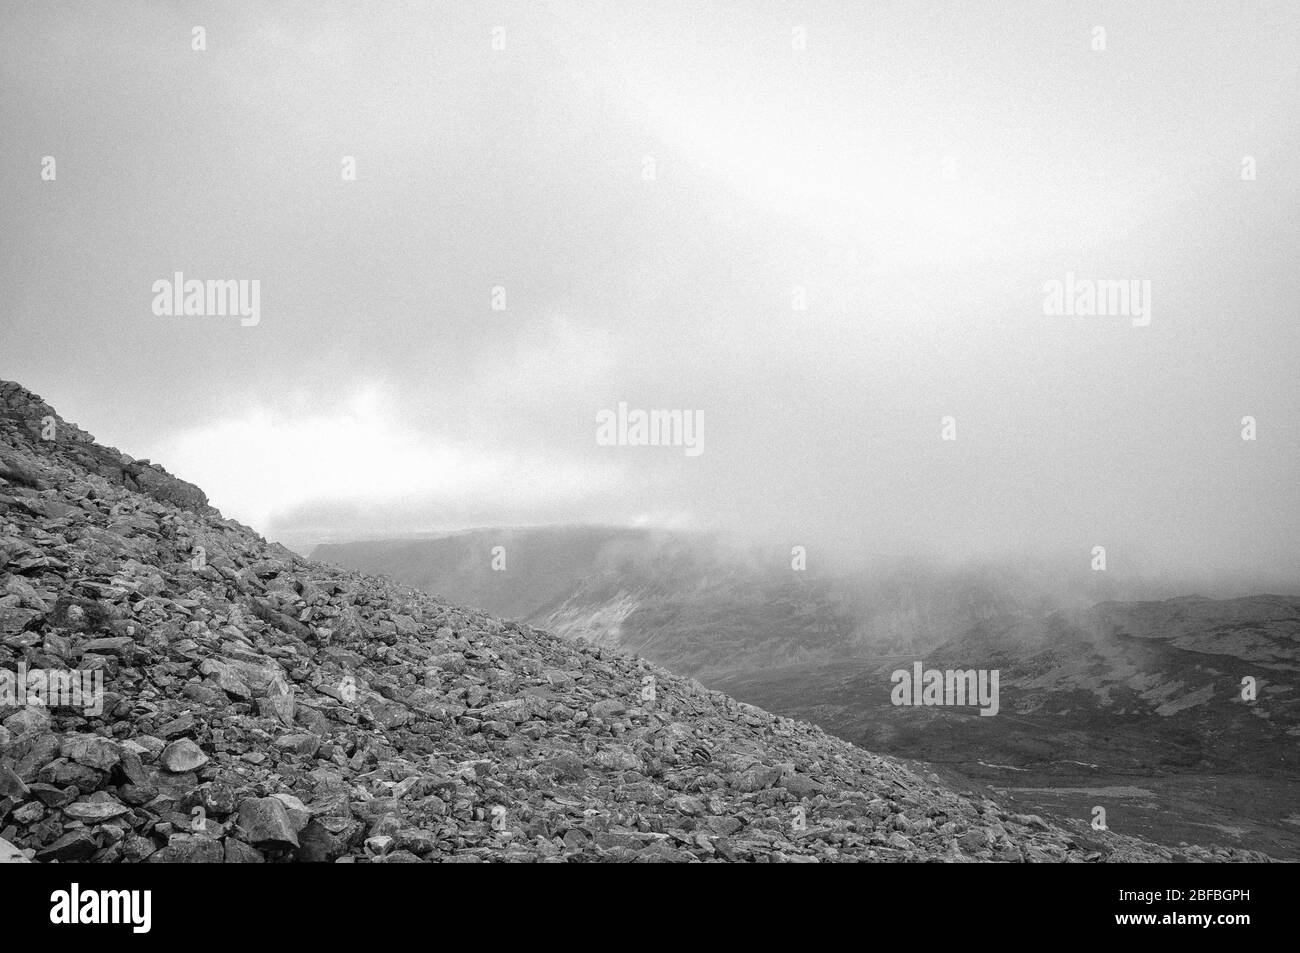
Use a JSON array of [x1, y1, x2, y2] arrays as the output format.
[[322, 526, 1300, 856], [0, 380, 1264, 862]]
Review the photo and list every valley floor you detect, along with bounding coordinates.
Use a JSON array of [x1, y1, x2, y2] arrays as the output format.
[[943, 764, 1300, 861], [713, 662, 1300, 860]]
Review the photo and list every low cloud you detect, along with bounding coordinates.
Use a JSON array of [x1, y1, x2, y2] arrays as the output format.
[[154, 388, 622, 549]]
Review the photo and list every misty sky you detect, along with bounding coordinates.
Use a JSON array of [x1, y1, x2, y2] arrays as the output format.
[[2, 1, 1298, 587]]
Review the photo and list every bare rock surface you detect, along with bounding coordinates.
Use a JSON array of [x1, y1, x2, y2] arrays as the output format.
[[0, 380, 1271, 862]]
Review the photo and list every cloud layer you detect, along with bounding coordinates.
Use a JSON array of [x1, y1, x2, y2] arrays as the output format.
[[3, 2, 1297, 587]]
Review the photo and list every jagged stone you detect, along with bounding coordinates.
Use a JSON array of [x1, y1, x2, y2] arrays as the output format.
[[36, 829, 97, 862], [223, 838, 265, 863], [0, 765, 29, 799], [64, 797, 132, 822], [59, 734, 121, 771], [237, 797, 300, 849], [0, 836, 32, 863], [298, 816, 363, 862], [147, 834, 225, 863], [159, 738, 208, 773]]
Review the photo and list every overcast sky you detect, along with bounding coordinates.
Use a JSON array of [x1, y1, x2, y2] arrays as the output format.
[[2, 1, 1298, 587]]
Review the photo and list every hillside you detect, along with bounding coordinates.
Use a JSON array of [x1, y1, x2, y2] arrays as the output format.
[[313, 525, 1300, 857], [0, 380, 1264, 862]]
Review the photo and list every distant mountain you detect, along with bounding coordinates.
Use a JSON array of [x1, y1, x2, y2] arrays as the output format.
[[313, 527, 1065, 678], [314, 526, 664, 622]]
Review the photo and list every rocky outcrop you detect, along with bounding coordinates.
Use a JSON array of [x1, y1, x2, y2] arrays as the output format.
[[0, 382, 209, 512], [0, 380, 1269, 862]]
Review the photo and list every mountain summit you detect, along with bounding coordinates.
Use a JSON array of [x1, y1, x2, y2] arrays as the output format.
[[0, 380, 1263, 862]]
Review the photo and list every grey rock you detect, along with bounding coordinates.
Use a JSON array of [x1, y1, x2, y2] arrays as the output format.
[[159, 738, 208, 773], [237, 796, 300, 850]]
